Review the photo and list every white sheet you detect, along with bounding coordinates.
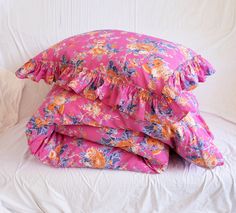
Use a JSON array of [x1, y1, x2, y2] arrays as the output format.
[[0, 112, 235, 213], [0, 0, 236, 122], [0, 69, 25, 132]]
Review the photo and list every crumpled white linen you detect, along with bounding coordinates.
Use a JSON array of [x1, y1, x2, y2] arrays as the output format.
[[0, 69, 24, 132]]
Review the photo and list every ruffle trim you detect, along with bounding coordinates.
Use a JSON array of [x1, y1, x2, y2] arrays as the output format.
[[15, 59, 199, 124], [170, 55, 216, 91]]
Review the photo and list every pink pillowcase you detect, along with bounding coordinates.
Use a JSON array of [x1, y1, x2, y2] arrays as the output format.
[[16, 29, 215, 91], [15, 30, 215, 123]]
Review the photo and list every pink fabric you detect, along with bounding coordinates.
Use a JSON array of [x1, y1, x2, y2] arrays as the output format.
[[25, 86, 223, 173], [15, 30, 214, 124], [15, 30, 223, 173]]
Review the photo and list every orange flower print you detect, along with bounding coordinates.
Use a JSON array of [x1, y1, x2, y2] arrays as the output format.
[[83, 89, 97, 100], [153, 59, 163, 68], [203, 152, 218, 168], [47, 103, 55, 111], [48, 150, 57, 160], [146, 114, 161, 123], [86, 147, 106, 168], [117, 138, 134, 149], [22, 60, 35, 75], [47, 96, 66, 114], [90, 40, 107, 56], [35, 118, 44, 127], [142, 63, 152, 74], [146, 138, 164, 155], [152, 149, 161, 155], [146, 137, 159, 147], [138, 90, 150, 102], [161, 125, 172, 139], [193, 152, 217, 168], [55, 145, 62, 154], [57, 105, 64, 114], [142, 59, 162, 75], [107, 69, 124, 85]]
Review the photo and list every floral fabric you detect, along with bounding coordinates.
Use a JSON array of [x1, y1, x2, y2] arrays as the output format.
[[16, 29, 214, 123], [25, 85, 223, 173], [15, 30, 223, 173]]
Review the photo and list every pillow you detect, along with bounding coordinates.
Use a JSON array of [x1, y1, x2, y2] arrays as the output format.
[[15, 29, 215, 92], [0, 69, 25, 132], [15, 29, 214, 123], [28, 85, 222, 169]]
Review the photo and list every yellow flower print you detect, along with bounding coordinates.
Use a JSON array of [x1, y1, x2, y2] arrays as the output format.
[[86, 147, 106, 168]]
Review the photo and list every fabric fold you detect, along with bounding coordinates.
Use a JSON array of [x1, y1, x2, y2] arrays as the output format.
[[24, 85, 223, 173]]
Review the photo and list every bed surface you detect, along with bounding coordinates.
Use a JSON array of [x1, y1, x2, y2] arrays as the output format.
[[0, 112, 235, 213]]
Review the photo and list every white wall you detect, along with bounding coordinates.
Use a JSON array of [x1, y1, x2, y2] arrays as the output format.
[[0, 0, 236, 121]]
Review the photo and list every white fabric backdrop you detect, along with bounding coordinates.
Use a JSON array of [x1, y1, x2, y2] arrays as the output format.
[[0, 0, 236, 122]]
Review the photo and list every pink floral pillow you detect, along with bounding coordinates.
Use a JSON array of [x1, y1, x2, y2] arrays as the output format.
[[15, 29, 214, 123], [16, 29, 215, 92]]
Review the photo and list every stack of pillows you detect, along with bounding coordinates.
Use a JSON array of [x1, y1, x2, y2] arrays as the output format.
[[15, 30, 223, 174]]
